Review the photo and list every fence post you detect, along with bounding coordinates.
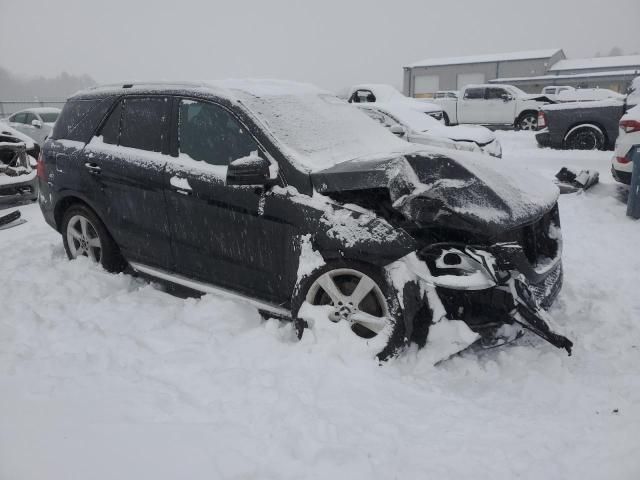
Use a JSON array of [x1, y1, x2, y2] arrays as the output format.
[[627, 146, 640, 219]]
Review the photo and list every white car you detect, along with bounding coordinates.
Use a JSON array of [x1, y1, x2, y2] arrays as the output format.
[[611, 104, 640, 185], [4, 107, 61, 145], [357, 102, 502, 158], [347, 83, 445, 122]]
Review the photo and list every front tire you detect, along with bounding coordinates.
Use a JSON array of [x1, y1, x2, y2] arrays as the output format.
[[61, 204, 126, 273], [292, 262, 406, 361]]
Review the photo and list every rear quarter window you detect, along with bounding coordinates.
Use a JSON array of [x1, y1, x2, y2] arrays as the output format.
[[51, 98, 115, 142]]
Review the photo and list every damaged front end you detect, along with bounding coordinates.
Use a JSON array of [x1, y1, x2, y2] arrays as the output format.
[[313, 150, 573, 356], [0, 134, 38, 203]]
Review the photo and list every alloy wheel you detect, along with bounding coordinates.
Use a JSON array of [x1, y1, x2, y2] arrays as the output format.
[[66, 214, 102, 263], [305, 268, 390, 339], [519, 115, 537, 131]]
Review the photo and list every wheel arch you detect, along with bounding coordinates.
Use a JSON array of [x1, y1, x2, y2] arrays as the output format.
[[563, 122, 607, 145], [54, 193, 108, 234], [515, 109, 538, 125]]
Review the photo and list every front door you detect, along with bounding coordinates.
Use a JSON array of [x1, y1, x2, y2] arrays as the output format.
[[484, 87, 516, 124], [81, 95, 173, 269], [164, 98, 291, 304]]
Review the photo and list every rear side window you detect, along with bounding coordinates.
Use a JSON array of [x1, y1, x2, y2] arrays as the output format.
[[178, 99, 259, 166], [464, 88, 484, 99], [119, 97, 167, 152], [100, 102, 122, 145]]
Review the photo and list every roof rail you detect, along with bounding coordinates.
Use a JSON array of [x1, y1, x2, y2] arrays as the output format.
[[86, 81, 210, 91]]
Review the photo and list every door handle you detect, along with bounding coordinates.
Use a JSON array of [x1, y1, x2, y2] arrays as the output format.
[[84, 162, 101, 174], [172, 187, 192, 196]]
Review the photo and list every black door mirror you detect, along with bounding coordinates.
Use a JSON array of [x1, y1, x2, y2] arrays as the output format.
[[226, 154, 271, 186]]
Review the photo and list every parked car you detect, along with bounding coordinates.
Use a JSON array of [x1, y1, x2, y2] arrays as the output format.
[[5, 107, 61, 145], [0, 126, 38, 203], [536, 99, 626, 150], [611, 104, 640, 184], [39, 80, 572, 359], [627, 76, 640, 108], [432, 84, 553, 129], [541, 86, 574, 101], [356, 102, 502, 157], [346, 83, 445, 122]]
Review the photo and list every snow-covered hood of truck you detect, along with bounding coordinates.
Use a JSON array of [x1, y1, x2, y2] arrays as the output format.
[[311, 151, 559, 236]]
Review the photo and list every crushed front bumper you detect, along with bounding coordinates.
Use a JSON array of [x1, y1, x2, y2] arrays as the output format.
[[391, 241, 572, 355]]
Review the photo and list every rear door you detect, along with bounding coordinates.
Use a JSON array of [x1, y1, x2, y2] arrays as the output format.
[[484, 87, 516, 124], [458, 87, 486, 124], [81, 95, 173, 268], [164, 97, 291, 303]]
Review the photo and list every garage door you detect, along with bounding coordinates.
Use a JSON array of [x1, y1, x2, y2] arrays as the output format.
[[457, 73, 485, 90], [414, 75, 440, 97]]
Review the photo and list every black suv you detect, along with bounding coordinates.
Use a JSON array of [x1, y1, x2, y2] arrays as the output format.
[[39, 80, 572, 359]]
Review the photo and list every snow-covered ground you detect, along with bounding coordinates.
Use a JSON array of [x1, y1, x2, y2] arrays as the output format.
[[1, 132, 639, 479]]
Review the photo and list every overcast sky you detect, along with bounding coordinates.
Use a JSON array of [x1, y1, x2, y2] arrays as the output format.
[[1, 0, 639, 92]]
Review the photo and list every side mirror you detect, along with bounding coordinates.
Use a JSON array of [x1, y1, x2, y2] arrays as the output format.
[[31, 119, 43, 128], [389, 124, 407, 136], [226, 154, 271, 186], [501, 94, 514, 102]]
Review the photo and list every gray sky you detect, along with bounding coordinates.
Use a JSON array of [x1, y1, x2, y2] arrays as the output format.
[[1, 0, 639, 92]]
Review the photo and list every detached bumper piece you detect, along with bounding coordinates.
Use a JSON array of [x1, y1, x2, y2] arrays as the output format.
[[555, 167, 599, 194], [509, 276, 572, 355]]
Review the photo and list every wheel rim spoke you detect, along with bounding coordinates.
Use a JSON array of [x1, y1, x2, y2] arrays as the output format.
[[316, 273, 346, 304], [80, 217, 88, 238], [349, 276, 376, 306], [350, 311, 387, 333], [88, 237, 101, 248]]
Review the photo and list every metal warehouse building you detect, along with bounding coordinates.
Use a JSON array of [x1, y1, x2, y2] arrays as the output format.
[[403, 49, 640, 97]]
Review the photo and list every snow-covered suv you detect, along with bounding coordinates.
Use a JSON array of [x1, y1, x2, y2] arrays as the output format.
[[38, 80, 571, 359]]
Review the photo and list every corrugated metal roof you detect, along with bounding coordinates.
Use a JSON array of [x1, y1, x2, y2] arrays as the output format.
[[405, 49, 563, 68], [549, 55, 640, 72]]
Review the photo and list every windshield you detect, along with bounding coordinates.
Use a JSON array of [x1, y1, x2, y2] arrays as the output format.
[[39, 112, 59, 123], [233, 89, 417, 171], [373, 104, 443, 133]]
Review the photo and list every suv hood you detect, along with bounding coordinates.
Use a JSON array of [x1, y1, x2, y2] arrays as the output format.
[[311, 151, 559, 236]]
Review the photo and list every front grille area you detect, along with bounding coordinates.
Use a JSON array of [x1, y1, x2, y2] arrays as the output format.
[[529, 261, 563, 309], [499, 204, 561, 267]]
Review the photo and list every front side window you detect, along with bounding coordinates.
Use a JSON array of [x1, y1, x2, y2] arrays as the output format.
[[24, 113, 37, 124], [178, 100, 259, 166], [464, 88, 485, 100], [486, 88, 507, 100]]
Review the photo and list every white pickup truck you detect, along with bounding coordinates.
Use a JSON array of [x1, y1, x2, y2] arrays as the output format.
[[432, 84, 552, 130]]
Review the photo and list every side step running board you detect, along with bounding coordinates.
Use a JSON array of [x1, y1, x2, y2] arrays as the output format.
[[129, 262, 291, 318]]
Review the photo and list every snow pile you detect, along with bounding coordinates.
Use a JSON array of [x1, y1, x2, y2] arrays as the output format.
[[1, 132, 640, 478]]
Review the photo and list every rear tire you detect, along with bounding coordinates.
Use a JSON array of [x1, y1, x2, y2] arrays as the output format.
[[61, 204, 126, 273], [292, 261, 406, 361], [516, 112, 538, 131], [564, 126, 605, 150]]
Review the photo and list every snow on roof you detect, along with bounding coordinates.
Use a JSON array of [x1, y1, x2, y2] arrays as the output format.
[[549, 55, 640, 72], [406, 49, 563, 68], [490, 69, 640, 83]]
